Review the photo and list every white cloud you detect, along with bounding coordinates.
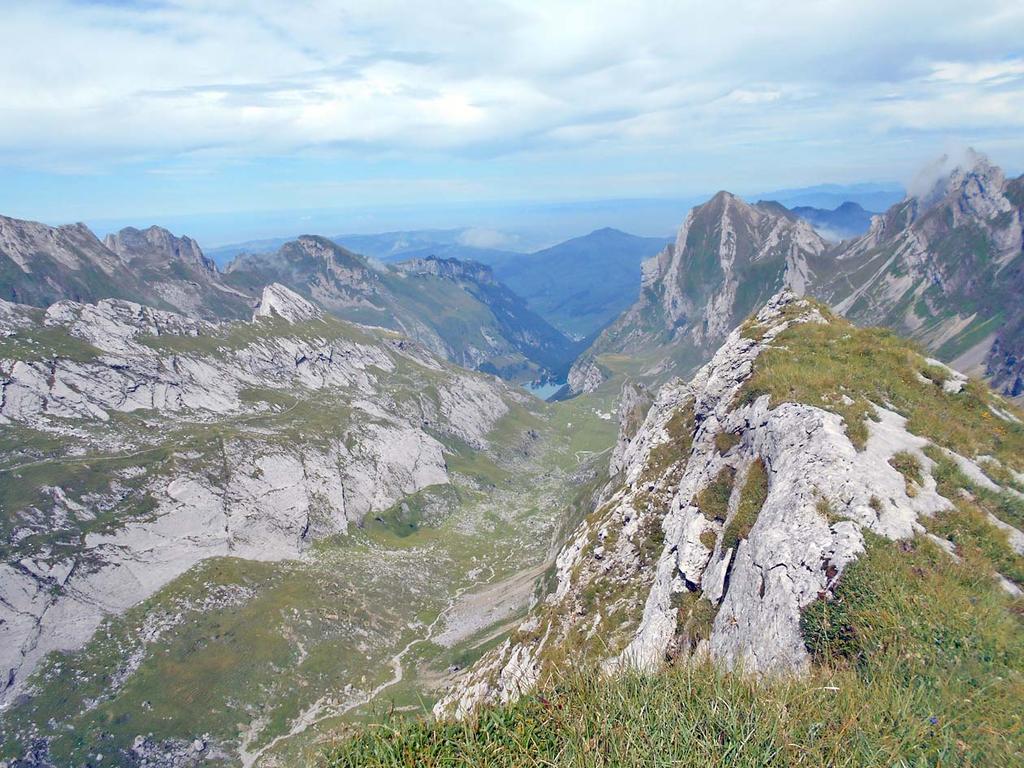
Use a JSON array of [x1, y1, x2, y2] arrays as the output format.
[[927, 58, 1024, 85], [0, 0, 1022, 180]]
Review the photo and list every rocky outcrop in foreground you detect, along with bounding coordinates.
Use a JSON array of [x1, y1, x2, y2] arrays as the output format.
[[436, 292, 1024, 717]]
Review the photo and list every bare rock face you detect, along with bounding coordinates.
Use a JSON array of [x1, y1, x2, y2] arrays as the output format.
[[570, 152, 1023, 400], [0, 215, 255, 320], [566, 357, 605, 395], [568, 195, 827, 393], [435, 291, 1024, 718], [104, 225, 215, 275], [0, 293, 516, 705], [394, 255, 497, 285], [609, 380, 653, 477], [252, 283, 323, 323]]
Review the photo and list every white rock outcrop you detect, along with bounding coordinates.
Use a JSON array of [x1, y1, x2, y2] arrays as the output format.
[[436, 291, 1024, 717], [252, 283, 323, 323]]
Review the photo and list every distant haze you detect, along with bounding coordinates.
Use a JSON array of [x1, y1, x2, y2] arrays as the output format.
[[91, 182, 905, 253]]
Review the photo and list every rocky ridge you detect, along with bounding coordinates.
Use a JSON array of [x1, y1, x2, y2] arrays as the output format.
[[436, 292, 1024, 717], [568, 152, 1024, 400], [815, 150, 1024, 398], [0, 284, 521, 707]]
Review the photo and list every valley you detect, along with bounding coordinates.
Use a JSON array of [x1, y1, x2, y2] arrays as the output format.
[[1, 150, 1022, 767], [0, 285, 619, 765]]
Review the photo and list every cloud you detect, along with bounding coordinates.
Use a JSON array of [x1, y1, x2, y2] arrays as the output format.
[[2, 0, 1024, 219], [926, 58, 1024, 86], [457, 227, 512, 249]]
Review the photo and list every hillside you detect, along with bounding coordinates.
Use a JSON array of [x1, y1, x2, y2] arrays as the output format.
[[226, 239, 580, 383], [0, 283, 621, 766], [485, 228, 670, 339], [213, 228, 669, 342], [326, 293, 1024, 766]]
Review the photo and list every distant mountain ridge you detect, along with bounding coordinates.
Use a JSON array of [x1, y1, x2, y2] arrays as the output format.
[[484, 228, 671, 339], [568, 150, 1024, 400], [0, 216, 252, 320], [0, 217, 578, 384], [789, 201, 877, 240], [211, 226, 671, 342], [224, 238, 581, 382]]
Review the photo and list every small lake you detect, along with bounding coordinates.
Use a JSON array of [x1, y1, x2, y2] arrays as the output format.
[[522, 380, 565, 401]]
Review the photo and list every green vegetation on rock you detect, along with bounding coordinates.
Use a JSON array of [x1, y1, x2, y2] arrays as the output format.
[[722, 459, 768, 552]]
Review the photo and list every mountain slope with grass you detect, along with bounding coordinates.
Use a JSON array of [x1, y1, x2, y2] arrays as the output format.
[[814, 150, 1024, 398], [325, 292, 1024, 767], [0, 282, 566, 763], [225, 238, 580, 383], [0, 280, 621, 767]]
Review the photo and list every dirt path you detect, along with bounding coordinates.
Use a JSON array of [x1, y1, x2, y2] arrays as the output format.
[[238, 565, 495, 768]]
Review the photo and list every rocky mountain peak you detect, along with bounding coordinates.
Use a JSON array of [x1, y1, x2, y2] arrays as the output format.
[[104, 225, 215, 273], [0, 214, 119, 274], [568, 190, 828, 394], [290, 235, 369, 270], [394, 255, 496, 285], [916, 148, 1011, 223], [253, 282, 323, 323]]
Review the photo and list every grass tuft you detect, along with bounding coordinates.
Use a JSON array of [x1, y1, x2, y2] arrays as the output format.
[[722, 460, 768, 552], [695, 466, 735, 523]]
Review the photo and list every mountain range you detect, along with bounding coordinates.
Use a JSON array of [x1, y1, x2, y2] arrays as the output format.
[[570, 150, 1024, 401], [0, 151, 1021, 767], [790, 201, 877, 240], [0, 218, 580, 385]]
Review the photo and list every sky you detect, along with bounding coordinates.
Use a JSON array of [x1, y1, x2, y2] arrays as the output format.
[[1, 0, 1023, 245]]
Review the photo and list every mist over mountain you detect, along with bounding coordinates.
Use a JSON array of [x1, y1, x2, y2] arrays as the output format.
[[789, 201, 877, 240]]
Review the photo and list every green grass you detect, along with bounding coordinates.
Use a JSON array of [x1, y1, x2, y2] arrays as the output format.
[[672, 592, 718, 653], [714, 431, 741, 454], [0, 323, 102, 362], [979, 458, 1024, 495], [322, 531, 1024, 768], [889, 450, 923, 496], [738, 304, 1024, 466], [638, 403, 695, 487], [695, 466, 735, 523], [923, 447, 1024, 584], [722, 459, 768, 552]]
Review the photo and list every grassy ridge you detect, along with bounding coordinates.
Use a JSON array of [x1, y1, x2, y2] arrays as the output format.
[[322, 528, 1024, 767], [740, 304, 1024, 466]]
